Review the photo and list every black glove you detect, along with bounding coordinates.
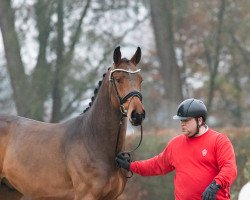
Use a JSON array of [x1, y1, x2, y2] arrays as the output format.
[[202, 180, 221, 200], [115, 152, 131, 171]]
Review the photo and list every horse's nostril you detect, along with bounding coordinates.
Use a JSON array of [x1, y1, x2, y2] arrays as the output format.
[[131, 111, 136, 120], [131, 110, 146, 126]]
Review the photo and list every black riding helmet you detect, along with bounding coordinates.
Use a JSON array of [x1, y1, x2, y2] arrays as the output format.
[[173, 98, 207, 122]]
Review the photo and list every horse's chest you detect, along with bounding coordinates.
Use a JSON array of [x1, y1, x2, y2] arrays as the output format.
[[71, 166, 127, 200]]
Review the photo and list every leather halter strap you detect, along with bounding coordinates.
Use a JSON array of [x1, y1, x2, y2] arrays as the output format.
[[109, 68, 141, 81], [109, 68, 143, 114], [120, 91, 142, 105]]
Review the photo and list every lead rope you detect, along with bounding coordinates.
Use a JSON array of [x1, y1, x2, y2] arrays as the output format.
[[115, 118, 143, 156], [115, 107, 143, 178]]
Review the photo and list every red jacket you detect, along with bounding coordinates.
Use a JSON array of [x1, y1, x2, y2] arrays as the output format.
[[130, 129, 237, 200]]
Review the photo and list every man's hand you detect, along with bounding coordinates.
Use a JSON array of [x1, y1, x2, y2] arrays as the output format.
[[202, 180, 221, 200], [115, 152, 131, 171]]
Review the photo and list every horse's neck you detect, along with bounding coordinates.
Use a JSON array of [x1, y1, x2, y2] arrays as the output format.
[[85, 83, 127, 156]]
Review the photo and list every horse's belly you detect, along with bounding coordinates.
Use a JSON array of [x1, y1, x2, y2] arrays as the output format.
[[3, 174, 74, 199], [2, 154, 74, 199]]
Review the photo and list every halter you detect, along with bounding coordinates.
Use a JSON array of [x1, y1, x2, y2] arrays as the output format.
[[109, 67, 144, 178], [109, 68, 142, 116]]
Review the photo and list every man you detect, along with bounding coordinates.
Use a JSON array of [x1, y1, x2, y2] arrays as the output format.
[[116, 98, 237, 200]]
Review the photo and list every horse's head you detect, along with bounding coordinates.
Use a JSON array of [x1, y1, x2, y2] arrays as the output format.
[[109, 46, 145, 126]]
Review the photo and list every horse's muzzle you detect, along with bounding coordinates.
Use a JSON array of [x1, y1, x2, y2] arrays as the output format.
[[130, 110, 146, 126]]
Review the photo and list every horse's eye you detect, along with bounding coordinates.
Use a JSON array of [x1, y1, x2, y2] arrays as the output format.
[[115, 78, 122, 84], [138, 77, 143, 84]]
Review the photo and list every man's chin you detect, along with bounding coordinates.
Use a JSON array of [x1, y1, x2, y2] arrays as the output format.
[[182, 130, 189, 135], [182, 131, 192, 137]]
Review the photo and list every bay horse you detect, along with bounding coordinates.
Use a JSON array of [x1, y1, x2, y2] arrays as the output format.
[[0, 46, 145, 200]]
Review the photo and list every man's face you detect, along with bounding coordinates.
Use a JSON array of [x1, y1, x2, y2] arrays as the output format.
[[180, 118, 198, 137]]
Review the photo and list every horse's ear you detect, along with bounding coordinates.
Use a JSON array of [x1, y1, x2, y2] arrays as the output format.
[[130, 47, 141, 65], [113, 46, 121, 65]]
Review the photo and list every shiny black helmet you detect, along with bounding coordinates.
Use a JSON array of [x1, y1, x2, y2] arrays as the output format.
[[173, 98, 207, 122]]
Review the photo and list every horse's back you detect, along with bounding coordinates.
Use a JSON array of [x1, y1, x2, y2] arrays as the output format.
[[0, 115, 19, 170], [0, 114, 18, 135], [0, 114, 44, 165]]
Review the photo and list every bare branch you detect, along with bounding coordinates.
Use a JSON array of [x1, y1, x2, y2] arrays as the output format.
[[65, 0, 91, 64]]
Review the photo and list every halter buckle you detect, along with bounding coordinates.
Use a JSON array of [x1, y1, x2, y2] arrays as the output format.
[[120, 105, 128, 116]]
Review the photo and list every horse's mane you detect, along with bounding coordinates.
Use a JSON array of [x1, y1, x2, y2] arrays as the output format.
[[82, 58, 130, 113], [82, 67, 111, 113]]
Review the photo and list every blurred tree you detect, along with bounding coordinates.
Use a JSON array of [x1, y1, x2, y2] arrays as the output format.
[[0, 0, 147, 122], [149, 0, 183, 125], [203, 0, 226, 113], [0, 0, 32, 117], [198, 0, 250, 126], [0, 67, 13, 113], [31, 0, 55, 120], [172, 0, 250, 126]]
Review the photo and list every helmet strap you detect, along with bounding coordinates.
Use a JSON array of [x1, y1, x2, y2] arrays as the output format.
[[194, 118, 200, 137], [190, 118, 201, 138], [190, 118, 207, 138]]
